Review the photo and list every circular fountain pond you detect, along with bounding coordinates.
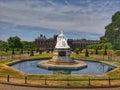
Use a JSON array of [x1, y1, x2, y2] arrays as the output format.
[[8, 58, 117, 75]]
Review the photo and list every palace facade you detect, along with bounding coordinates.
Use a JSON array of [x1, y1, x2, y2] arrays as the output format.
[[34, 34, 99, 51]]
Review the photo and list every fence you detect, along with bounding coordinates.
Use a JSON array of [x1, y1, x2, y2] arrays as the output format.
[[90, 54, 120, 61], [0, 54, 29, 60], [0, 75, 120, 86]]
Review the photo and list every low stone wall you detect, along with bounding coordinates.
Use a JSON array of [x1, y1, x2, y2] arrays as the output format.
[[6, 58, 51, 66], [37, 60, 87, 70]]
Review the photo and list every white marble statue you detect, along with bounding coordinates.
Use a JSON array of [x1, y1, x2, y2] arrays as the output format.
[[55, 31, 70, 49]]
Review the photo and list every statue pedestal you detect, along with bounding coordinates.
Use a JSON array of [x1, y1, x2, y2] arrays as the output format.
[[51, 48, 73, 63]]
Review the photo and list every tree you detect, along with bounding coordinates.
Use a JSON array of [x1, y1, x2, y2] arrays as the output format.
[[104, 45, 107, 55], [104, 11, 120, 50], [74, 48, 82, 54], [39, 49, 43, 54], [20, 49, 23, 54], [35, 48, 43, 54], [21, 41, 34, 51], [99, 36, 107, 43], [12, 49, 15, 55], [87, 43, 112, 50], [113, 35, 120, 50], [30, 50, 34, 56], [95, 49, 98, 54], [0, 40, 8, 51], [85, 49, 89, 57], [8, 36, 22, 50], [81, 38, 87, 40], [36, 48, 39, 53]]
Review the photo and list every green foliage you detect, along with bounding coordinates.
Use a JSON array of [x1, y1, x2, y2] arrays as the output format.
[[87, 43, 112, 50], [99, 36, 107, 43], [81, 38, 87, 40], [104, 11, 120, 50], [115, 50, 120, 56], [104, 43, 112, 49], [85, 49, 89, 57], [113, 35, 120, 50], [74, 48, 82, 54], [5, 48, 9, 52], [21, 41, 34, 50], [95, 49, 98, 54], [39, 49, 43, 54], [20, 49, 23, 54], [8, 36, 22, 49], [104, 48, 107, 55], [36, 48, 39, 52], [12, 49, 15, 55], [87, 44, 101, 50], [0, 40, 8, 51]]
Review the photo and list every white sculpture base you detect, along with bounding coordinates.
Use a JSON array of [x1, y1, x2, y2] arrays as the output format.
[[37, 48, 87, 71], [51, 48, 73, 63], [37, 60, 87, 70]]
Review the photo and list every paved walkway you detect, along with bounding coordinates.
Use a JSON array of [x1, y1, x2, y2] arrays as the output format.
[[0, 84, 120, 90]]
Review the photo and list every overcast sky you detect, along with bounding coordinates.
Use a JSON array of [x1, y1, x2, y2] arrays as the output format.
[[0, 0, 120, 41]]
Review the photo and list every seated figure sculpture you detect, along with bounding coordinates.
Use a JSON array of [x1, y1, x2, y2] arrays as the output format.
[[55, 31, 70, 49]]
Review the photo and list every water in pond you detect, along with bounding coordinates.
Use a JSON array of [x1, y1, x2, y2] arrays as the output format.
[[10, 59, 116, 75]]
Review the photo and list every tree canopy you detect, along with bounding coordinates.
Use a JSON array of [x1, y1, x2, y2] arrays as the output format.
[[21, 41, 34, 50], [104, 11, 120, 50], [0, 40, 8, 51], [7, 36, 23, 49]]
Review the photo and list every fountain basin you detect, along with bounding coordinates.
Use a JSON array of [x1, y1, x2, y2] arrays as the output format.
[[37, 60, 87, 70], [8, 58, 117, 74]]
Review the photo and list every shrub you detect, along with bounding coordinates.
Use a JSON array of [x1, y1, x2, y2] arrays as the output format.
[[30, 50, 34, 56], [20, 49, 23, 54], [12, 49, 15, 55], [115, 50, 120, 56], [85, 49, 89, 57], [95, 49, 98, 54]]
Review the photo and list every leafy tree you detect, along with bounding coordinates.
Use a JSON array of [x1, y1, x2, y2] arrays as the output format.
[[99, 36, 107, 43], [104, 11, 120, 50], [0, 40, 8, 51], [36, 48, 39, 52], [35, 48, 43, 54], [115, 50, 120, 56], [12, 49, 15, 55], [8, 36, 22, 50], [113, 35, 120, 50], [30, 50, 34, 56], [104, 45, 107, 55], [74, 48, 82, 54], [95, 49, 98, 54], [104, 42, 112, 49], [21, 41, 34, 51], [85, 49, 89, 57], [39, 49, 43, 54], [81, 38, 87, 40], [87, 43, 112, 50], [20, 49, 23, 54]]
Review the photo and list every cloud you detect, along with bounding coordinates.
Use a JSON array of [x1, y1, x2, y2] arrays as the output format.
[[0, 0, 120, 40]]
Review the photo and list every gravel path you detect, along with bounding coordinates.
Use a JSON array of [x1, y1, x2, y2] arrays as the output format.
[[0, 84, 120, 90]]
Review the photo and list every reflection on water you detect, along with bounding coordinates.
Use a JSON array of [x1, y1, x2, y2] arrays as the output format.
[[71, 60, 115, 74], [11, 59, 116, 75]]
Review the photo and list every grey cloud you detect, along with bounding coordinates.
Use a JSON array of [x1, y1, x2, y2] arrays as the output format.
[[0, 0, 119, 35]]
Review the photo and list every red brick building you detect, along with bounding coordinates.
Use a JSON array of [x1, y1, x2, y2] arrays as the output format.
[[34, 34, 99, 51]]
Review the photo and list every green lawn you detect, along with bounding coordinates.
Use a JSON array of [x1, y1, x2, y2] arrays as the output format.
[[0, 52, 120, 86]]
